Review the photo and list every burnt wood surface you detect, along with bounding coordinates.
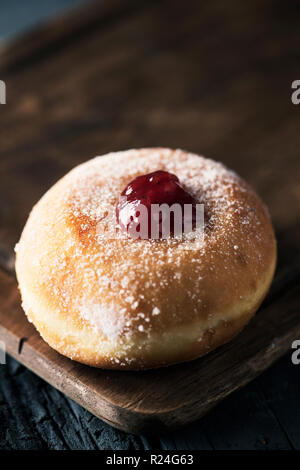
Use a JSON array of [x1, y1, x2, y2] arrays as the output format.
[[0, 0, 300, 448]]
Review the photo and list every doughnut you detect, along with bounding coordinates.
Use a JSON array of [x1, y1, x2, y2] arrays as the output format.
[[15, 148, 276, 370]]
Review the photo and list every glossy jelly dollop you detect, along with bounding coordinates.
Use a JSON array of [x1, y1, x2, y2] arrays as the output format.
[[116, 170, 198, 239]]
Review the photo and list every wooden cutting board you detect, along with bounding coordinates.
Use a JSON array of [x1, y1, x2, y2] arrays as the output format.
[[0, 0, 300, 434]]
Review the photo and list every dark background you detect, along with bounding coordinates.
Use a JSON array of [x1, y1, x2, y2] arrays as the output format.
[[0, 0, 300, 450], [0, 0, 86, 40]]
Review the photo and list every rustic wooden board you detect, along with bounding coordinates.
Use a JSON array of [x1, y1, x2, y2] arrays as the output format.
[[0, 0, 300, 434]]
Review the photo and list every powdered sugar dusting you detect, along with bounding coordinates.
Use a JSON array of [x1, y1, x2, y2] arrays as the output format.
[[80, 302, 126, 340], [18, 148, 273, 360]]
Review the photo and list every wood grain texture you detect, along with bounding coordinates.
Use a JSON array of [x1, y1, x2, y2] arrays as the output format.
[[0, 0, 300, 436]]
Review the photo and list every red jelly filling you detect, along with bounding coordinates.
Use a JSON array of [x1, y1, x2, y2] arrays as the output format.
[[116, 170, 198, 239]]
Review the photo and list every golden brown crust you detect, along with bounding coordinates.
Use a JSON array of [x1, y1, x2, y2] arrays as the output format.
[[15, 148, 277, 370]]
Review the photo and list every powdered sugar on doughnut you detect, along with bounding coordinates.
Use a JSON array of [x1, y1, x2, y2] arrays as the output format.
[[17, 148, 274, 356]]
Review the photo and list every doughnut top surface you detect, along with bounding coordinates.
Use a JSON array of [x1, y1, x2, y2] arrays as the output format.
[[15, 148, 276, 369]]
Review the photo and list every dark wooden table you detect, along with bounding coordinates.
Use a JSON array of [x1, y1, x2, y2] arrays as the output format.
[[1, 0, 300, 449]]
